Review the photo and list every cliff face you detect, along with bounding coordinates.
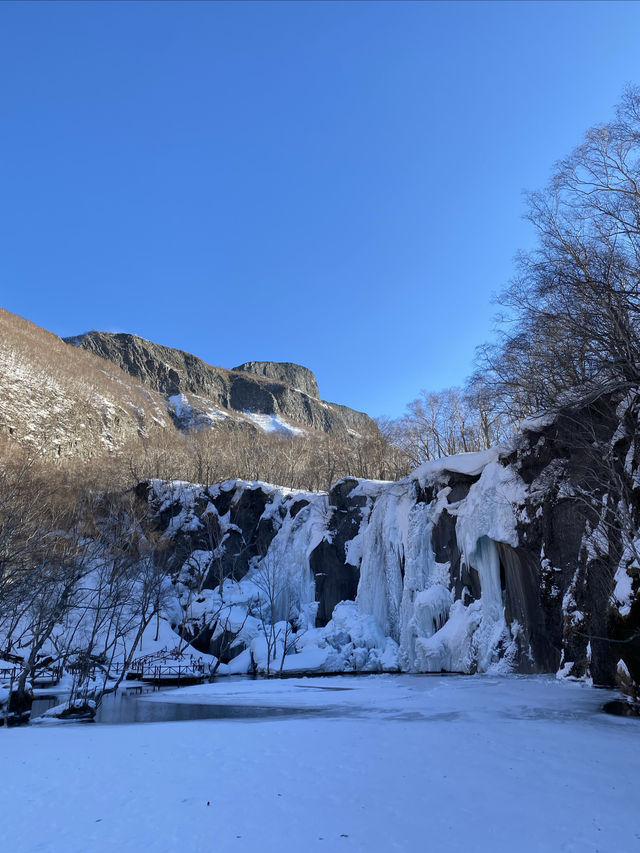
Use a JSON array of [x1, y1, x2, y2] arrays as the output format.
[[65, 331, 373, 436], [141, 391, 640, 686], [232, 361, 320, 399], [0, 309, 379, 475]]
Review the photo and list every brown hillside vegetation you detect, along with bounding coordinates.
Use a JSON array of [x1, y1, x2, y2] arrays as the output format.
[[0, 308, 173, 460], [0, 309, 409, 491]]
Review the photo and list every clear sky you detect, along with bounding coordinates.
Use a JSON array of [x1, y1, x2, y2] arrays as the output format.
[[2, 1, 640, 417]]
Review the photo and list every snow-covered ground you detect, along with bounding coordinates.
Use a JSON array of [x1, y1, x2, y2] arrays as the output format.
[[1, 675, 638, 853]]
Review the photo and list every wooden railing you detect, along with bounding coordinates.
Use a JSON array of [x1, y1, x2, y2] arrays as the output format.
[[1, 654, 208, 688], [0, 665, 64, 684], [128, 654, 208, 684]]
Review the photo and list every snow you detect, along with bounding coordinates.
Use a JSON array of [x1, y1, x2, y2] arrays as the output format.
[[1, 675, 638, 853], [242, 411, 305, 436], [167, 393, 227, 429], [456, 461, 527, 554], [611, 536, 639, 618], [271, 644, 329, 673], [613, 563, 634, 617], [355, 483, 413, 640], [411, 447, 501, 484], [520, 411, 558, 432], [168, 393, 191, 419]]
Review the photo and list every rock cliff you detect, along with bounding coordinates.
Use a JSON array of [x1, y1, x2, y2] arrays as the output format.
[[233, 361, 320, 399], [65, 331, 373, 436]]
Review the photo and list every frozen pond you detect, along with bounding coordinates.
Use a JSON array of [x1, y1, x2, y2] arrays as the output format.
[[2, 674, 639, 853], [30, 672, 637, 726], [136, 672, 637, 725]]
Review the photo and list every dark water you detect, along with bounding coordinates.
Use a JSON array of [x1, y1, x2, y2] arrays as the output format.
[[31, 685, 326, 725], [603, 699, 640, 718]]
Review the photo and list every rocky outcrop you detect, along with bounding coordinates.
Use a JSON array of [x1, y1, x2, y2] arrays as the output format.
[[311, 478, 366, 626], [233, 361, 320, 399], [65, 331, 373, 436], [141, 390, 640, 686]]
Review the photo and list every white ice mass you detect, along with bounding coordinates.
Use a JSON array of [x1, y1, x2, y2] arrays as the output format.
[[148, 447, 530, 677]]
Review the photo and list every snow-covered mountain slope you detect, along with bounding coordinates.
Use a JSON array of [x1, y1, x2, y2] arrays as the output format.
[[140, 392, 640, 685]]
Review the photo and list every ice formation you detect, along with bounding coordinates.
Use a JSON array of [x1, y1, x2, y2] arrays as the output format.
[[152, 447, 529, 676]]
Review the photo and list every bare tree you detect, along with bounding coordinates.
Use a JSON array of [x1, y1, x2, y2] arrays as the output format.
[[250, 554, 305, 676], [477, 85, 640, 420], [380, 386, 508, 470]]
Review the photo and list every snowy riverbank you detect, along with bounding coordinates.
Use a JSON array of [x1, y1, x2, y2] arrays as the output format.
[[1, 675, 638, 853]]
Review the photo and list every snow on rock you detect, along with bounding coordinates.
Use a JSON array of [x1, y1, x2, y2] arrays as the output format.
[[612, 539, 638, 617], [168, 393, 228, 430], [411, 447, 501, 485], [143, 449, 517, 675], [613, 563, 634, 617], [343, 456, 524, 674], [242, 411, 305, 436]]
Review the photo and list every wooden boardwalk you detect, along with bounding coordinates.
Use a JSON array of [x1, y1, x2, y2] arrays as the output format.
[[127, 654, 208, 685], [0, 665, 64, 687], [1, 651, 209, 689]]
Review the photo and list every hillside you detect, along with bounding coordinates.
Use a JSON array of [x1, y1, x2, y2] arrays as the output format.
[[0, 310, 378, 469], [0, 309, 173, 460]]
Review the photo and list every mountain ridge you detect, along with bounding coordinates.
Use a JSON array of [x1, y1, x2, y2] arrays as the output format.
[[64, 329, 373, 436], [0, 309, 377, 465]]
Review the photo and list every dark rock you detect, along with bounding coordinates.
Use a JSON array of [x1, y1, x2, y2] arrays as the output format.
[[310, 540, 360, 627], [0, 687, 33, 726], [310, 479, 369, 626], [65, 331, 375, 436], [446, 475, 476, 503], [289, 499, 310, 518], [232, 488, 270, 544], [432, 510, 459, 565], [209, 628, 245, 662], [329, 478, 367, 510], [204, 529, 247, 584], [497, 542, 560, 673], [211, 484, 236, 518], [232, 361, 320, 399], [603, 700, 640, 717]]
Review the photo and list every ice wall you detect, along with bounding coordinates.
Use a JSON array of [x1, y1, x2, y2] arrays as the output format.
[[147, 450, 530, 674], [343, 455, 525, 673]]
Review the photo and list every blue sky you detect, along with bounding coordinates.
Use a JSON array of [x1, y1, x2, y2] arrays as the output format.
[[2, 1, 640, 417]]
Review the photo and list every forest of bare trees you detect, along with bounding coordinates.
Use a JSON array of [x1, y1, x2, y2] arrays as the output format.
[[0, 456, 174, 722]]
